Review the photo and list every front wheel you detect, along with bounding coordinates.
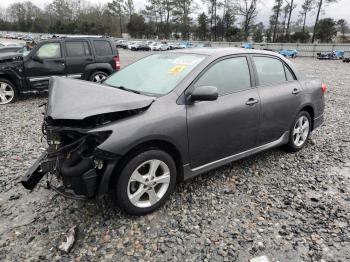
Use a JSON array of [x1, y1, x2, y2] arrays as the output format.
[[112, 150, 177, 216], [287, 111, 312, 151], [0, 78, 18, 105]]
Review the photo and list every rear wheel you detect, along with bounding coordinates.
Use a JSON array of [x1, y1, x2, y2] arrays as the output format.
[[287, 111, 311, 151], [0, 78, 18, 105], [112, 150, 177, 216], [89, 71, 109, 83]]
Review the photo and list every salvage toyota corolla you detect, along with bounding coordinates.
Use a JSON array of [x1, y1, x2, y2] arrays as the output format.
[[22, 48, 326, 215]]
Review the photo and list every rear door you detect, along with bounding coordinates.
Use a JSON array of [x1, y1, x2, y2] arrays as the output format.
[[24, 41, 66, 89], [187, 56, 261, 168], [252, 55, 303, 145], [92, 39, 116, 71], [64, 40, 93, 79]]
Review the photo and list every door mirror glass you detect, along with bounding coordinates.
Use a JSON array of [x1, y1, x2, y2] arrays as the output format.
[[189, 86, 218, 102]]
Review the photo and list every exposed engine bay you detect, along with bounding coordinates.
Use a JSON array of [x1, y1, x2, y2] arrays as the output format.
[[21, 76, 155, 199]]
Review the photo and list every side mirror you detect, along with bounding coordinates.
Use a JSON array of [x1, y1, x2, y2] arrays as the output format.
[[32, 54, 43, 63], [188, 86, 218, 103]]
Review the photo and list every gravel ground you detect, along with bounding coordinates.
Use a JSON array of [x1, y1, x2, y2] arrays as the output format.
[[1, 49, 350, 261]]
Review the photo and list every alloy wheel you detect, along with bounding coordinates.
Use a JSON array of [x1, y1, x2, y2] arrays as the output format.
[[0, 82, 15, 105], [127, 159, 171, 208], [293, 115, 310, 147], [92, 73, 107, 82]]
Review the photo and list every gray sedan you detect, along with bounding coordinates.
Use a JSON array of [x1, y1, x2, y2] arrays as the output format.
[[22, 48, 325, 215]]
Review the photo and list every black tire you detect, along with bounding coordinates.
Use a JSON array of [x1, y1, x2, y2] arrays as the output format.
[[0, 78, 18, 105], [112, 149, 177, 216], [286, 111, 312, 152], [89, 71, 109, 82]]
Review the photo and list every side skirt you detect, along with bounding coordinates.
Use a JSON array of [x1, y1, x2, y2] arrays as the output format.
[[183, 131, 290, 180]]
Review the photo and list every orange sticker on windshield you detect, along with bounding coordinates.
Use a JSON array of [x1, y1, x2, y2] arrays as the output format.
[[168, 65, 187, 74]]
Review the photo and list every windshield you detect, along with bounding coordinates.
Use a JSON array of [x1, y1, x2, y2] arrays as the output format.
[[104, 53, 206, 96]]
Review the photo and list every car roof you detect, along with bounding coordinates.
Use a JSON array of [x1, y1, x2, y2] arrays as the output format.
[[169, 47, 280, 57]]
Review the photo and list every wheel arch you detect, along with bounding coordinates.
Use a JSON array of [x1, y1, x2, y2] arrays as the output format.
[[299, 105, 315, 130], [108, 139, 184, 192]]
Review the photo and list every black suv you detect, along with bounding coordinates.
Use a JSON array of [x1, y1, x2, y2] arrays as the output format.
[[0, 37, 120, 104]]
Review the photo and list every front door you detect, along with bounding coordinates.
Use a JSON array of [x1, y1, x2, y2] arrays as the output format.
[[187, 56, 261, 168], [24, 42, 66, 89]]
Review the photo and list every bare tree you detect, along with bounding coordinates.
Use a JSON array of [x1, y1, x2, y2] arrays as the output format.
[[235, 0, 258, 40]]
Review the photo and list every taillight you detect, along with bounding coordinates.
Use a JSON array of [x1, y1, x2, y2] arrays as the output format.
[[113, 56, 120, 70], [321, 83, 327, 93]]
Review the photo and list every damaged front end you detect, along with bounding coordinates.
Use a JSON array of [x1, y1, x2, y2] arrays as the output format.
[[22, 117, 117, 199], [22, 76, 154, 199]]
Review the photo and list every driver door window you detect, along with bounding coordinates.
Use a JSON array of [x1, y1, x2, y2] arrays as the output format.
[[36, 43, 61, 59], [194, 57, 251, 95]]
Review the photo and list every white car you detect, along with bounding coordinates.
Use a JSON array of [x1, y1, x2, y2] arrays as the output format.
[[153, 43, 169, 51]]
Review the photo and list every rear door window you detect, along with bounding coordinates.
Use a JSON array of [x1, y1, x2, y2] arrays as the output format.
[[194, 57, 251, 95], [253, 56, 287, 85], [93, 40, 113, 56], [66, 41, 91, 57]]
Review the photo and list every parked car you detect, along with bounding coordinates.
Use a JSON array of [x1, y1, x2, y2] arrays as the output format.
[[242, 43, 253, 49], [317, 51, 345, 60], [149, 42, 159, 51], [194, 42, 212, 48], [0, 45, 24, 53], [135, 43, 151, 51], [279, 49, 298, 58], [0, 37, 120, 105], [153, 43, 169, 51], [179, 41, 193, 48], [22, 48, 325, 215], [115, 39, 127, 48]]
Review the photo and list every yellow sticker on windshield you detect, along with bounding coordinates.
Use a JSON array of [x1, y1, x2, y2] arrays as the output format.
[[168, 65, 187, 74]]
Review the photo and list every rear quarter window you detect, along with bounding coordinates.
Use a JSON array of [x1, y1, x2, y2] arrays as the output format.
[[93, 40, 113, 56]]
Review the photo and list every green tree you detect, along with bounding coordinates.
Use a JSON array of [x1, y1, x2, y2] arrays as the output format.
[[108, 0, 125, 37], [337, 19, 348, 43], [197, 12, 208, 40], [252, 22, 264, 42], [314, 18, 337, 43], [291, 31, 310, 42], [311, 0, 338, 43], [127, 13, 146, 38]]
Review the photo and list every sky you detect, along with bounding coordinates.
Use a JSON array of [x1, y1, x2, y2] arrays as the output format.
[[1, 0, 349, 26]]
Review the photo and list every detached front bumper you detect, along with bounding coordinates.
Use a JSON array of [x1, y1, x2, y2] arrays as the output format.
[[21, 148, 118, 200], [21, 151, 51, 190]]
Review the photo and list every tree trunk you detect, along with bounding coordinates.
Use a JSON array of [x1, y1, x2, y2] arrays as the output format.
[[312, 0, 322, 43], [302, 12, 307, 32], [285, 0, 294, 39], [272, 1, 281, 42]]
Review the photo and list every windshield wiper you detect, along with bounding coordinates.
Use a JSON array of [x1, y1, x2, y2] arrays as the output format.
[[107, 84, 140, 94]]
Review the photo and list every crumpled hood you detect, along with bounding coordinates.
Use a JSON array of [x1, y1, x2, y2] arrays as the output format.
[[47, 76, 155, 120], [0, 52, 23, 62]]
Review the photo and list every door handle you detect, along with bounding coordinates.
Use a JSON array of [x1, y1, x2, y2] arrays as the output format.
[[246, 98, 259, 106], [292, 88, 301, 95]]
